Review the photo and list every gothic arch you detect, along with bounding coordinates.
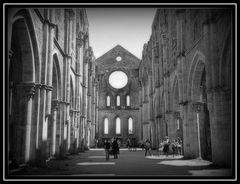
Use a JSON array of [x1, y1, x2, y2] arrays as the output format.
[[9, 9, 40, 164], [103, 117, 109, 135], [187, 51, 206, 101], [114, 116, 121, 134], [11, 9, 40, 83], [52, 53, 62, 100]]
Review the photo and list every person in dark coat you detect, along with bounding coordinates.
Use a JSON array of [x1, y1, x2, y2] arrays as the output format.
[[104, 139, 111, 160], [112, 137, 119, 159], [144, 139, 152, 156]]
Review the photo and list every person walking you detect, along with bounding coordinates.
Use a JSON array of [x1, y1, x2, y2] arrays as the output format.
[[144, 139, 152, 157]]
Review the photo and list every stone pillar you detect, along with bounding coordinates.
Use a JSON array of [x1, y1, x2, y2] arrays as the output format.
[[208, 88, 231, 167], [192, 102, 202, 159], [17, 82, 36, 163], [51, 100, 59, 157], [182, 101, 198, 159]]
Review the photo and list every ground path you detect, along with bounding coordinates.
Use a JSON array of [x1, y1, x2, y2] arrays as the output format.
[[11, 148, 232, 179]]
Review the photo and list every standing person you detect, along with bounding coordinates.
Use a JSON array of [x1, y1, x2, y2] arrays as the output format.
[[177, 137, 183, 155], [95, 139, 98, 148], [171, 140, 177, 157], [163, 136, 170, 157], [158, 139, 164, 156], [112, 138, 119, 159], [104, 139, 111, 160], [144, 139, 152, 156], [127, 138, 131, 151], [117, 137, 121, 155]]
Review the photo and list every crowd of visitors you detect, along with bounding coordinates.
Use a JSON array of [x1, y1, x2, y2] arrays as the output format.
[[158, 136, 183, 157], [101, 136, 183, 160], [103, 137, 120, 160]]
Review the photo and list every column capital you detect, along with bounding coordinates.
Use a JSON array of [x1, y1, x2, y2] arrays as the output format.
[[41, 84, 53, 91], [8, 50, 14, 59], [174, 111, 181, 119], [192, 102, 203, 113], [179, 100, 190, 106], [52, 99, 60, 110], [17, 82, 36, 100]]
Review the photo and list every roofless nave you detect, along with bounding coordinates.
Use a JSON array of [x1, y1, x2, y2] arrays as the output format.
[[6, 7, 233, 174]]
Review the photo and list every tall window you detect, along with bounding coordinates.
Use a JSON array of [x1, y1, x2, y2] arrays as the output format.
[[126, 95, 130, 106], [104, 118, 109, 134], [116, 117, 121, 134], [177, 119, 180, 130], [128, 117, 133, 134], [116, 95, 120, 106], [106, 96, 110, 107]]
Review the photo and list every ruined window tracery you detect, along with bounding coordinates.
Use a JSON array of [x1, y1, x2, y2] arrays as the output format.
[[104, 118, 109, 134], [126, 95, 130, 106], [106, 95, 110, 107], [116, 95, 120, 106], [116, 117, 121, 134], [128, 117, 133, 134]]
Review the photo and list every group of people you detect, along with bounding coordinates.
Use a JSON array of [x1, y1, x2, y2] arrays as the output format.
[[126, 137, 137, 152], [144, 136, 183, 157], [158, 136, 183, 157], [102, 136, 183, 160], [103, 137, 120, 160]]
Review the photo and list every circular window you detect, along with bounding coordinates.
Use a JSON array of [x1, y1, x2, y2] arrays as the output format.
[[109, 71, 128, 89], [116, 56, 122, 61]]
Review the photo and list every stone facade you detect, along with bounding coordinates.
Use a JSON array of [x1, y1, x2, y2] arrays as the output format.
[[7, 8, 96, 167], [139, 9, 232, 167], [6, 6, 233, 172], [95, 45, 141, 147]]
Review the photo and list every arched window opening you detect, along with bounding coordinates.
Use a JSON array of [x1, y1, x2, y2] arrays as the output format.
[[116, 117, 121, 134], [177, 119, 180, 130], [126, 95, 130, 107], [128, 117, 133, 134], [116, 95, 120, 106], [104, 118, 109, 134], [106, 95, 110, 107]]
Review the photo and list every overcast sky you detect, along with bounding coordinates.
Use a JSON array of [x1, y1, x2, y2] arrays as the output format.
[[86, 8, 157, 59]]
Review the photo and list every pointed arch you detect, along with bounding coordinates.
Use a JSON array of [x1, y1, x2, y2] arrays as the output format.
[[11, 9, 40, 83], [187, 50, 206, 101], [128, 117, 133, 134], [52, 53, 62, 100], [103, 117, 109, 135], [115, 116, 121, 134], [126, 94, 130, 107]]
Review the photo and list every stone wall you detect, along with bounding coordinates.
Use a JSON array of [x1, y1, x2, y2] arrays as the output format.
[[7, 8, 96, 168], [95, 45, 141, 146], [139, 8, 233, 167]]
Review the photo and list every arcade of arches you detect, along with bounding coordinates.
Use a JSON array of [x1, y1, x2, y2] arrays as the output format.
[[6, 8, 233, 170]]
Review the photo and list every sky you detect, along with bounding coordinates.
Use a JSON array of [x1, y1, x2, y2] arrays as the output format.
[[86, 8, 157, 59]]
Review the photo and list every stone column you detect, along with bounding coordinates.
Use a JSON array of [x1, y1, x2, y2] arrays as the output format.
[[45, 9, 55, 147], [18, 82, 36, 163], [207, 87, 232, 167], [181, 100, 198, 159], [51, 100, 59, 157], [192, 102, 202, 159]]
